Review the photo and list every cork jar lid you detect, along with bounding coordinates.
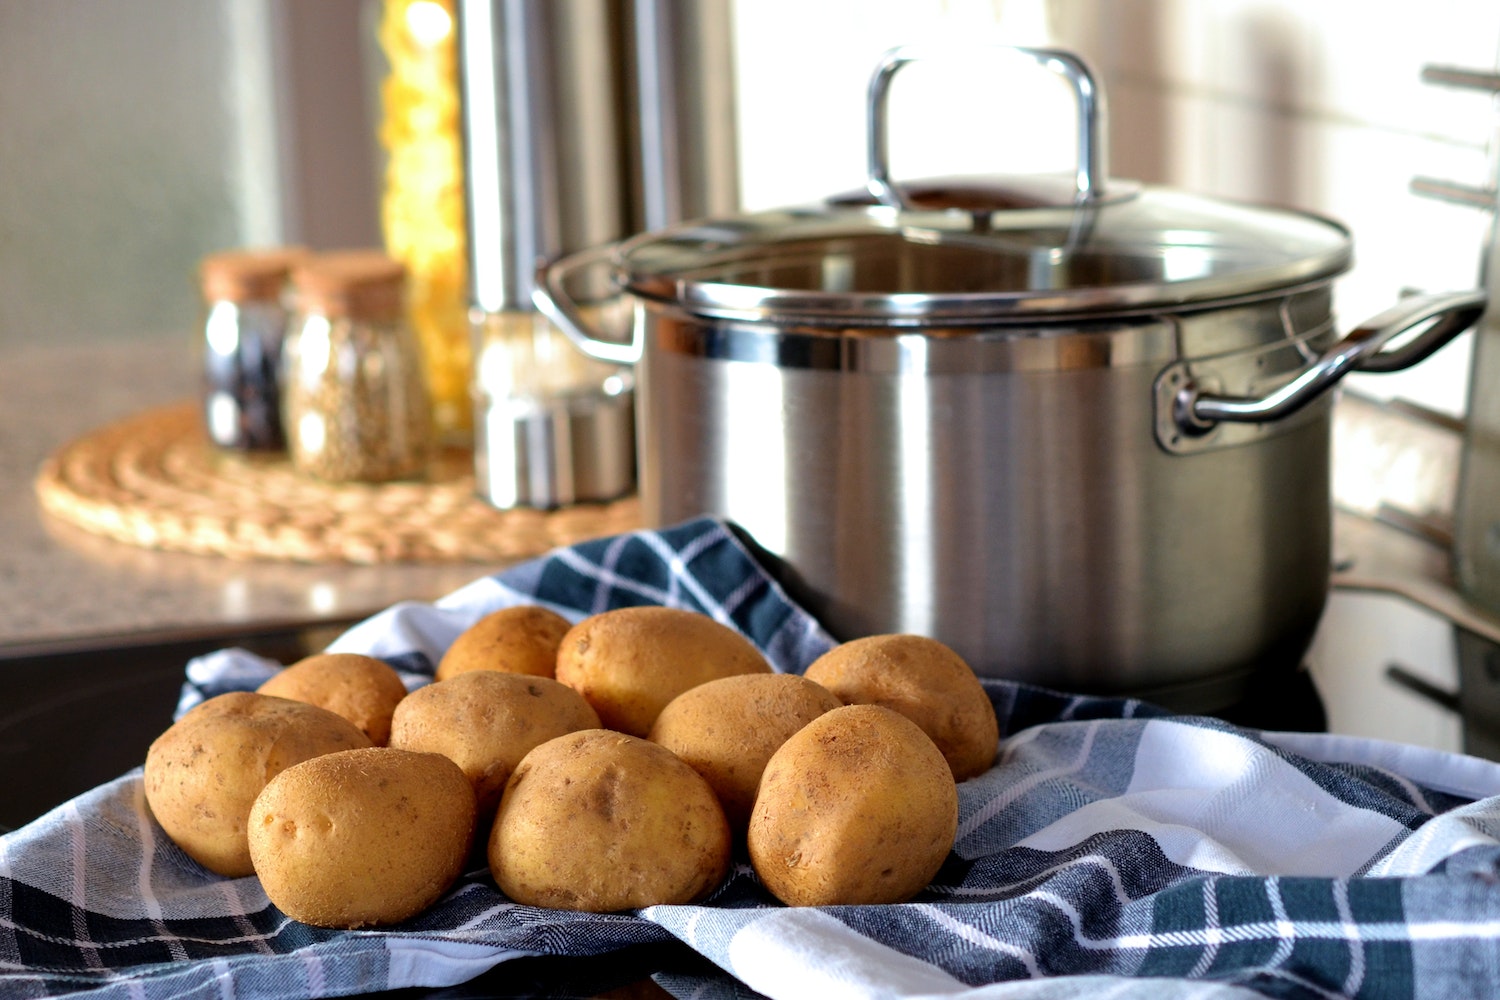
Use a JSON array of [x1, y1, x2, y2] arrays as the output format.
[[199, 247, 307, 303], [293, 250, 407, 321]]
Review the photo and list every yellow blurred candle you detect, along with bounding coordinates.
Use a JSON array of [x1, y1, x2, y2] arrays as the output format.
[[377, 0, 471, 442]]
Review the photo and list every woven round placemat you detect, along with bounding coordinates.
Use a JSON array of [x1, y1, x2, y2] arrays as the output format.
[[35, 402, 641, 564]]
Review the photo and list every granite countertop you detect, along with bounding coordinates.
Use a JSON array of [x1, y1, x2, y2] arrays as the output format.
[[0, 336, 508, 656], [5, 333, 1497, 659]]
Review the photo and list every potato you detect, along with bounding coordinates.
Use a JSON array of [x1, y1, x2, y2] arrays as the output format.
[[804, 634, 999, 781], [489, 729, 731, 912], [257, 652, 408, 746], [648, 673, 841, 831], [747, 704, 958, 907], [555, 606, 772, 736], [388, 671, 600, 822], [249, 747, 475, 928], [143, 692, 371, 877], [436, 605, 571, 681]]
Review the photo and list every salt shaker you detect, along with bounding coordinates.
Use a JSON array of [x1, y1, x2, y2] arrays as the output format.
[[282, 251, 432, 482], [198, 247, 305, 450], [472, 308, 635, 509]]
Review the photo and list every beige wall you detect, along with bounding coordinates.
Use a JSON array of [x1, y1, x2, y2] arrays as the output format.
[[732, 0, 1500, 416], [0, 0, 381, 347], [6, 0, 1497, 418]]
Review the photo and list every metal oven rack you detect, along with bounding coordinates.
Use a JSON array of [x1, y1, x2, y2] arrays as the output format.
[[1364, 62, 1500, 757]]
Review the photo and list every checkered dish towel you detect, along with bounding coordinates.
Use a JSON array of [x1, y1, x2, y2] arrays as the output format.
[[6, 518, 1500, 1000]]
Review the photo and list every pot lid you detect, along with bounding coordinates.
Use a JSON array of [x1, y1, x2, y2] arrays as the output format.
[[613, 180, 1353, 325], [611, 45, 1352, 326]]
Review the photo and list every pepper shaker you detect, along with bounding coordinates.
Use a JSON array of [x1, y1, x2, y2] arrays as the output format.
[[198, 247, 305, 451], [282, 251, 433, 482]]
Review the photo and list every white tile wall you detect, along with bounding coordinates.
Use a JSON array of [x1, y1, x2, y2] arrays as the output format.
[[732, 0, 1500, 414], [732, 0, 1066, 211], [731, 1, 1500, 722]]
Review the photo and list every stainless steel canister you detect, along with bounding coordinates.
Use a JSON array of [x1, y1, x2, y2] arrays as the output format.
[[456, 0, 737, 508], [536, 46, 1486, 710]]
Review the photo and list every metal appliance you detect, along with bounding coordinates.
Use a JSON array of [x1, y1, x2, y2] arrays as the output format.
[[456, 0, 738, 509]]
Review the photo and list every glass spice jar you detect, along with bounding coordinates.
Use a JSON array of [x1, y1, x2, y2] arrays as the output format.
[[198, 247, 306, 451], [282, 251, 433, 482]]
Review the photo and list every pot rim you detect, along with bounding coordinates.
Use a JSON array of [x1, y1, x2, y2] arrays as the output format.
[[609, 191, 1355, 326]]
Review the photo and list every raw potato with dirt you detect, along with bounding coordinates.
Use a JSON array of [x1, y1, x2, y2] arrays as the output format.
[[257, 652, 409, 745], [143, 692, 372, 877], [488, 728, 732, 912], [555, 605, 773, 736], [389, 669, 600, 823], [248, 747, 476, 928], [805, 633, 1000, 781], [435, 604, 573, 680], [140, 604, 976, 924], [648, 671, 842, 832], [747, 704, 959, 907]]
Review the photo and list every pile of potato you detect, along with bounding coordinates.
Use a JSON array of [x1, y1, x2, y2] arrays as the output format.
[[143, 605, 999, 928]]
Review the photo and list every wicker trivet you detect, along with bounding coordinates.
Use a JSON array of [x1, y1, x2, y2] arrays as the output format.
[[35, 402, 641, 564]]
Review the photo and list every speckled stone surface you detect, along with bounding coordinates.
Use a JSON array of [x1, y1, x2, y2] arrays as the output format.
[[0, 336, 508, 654]]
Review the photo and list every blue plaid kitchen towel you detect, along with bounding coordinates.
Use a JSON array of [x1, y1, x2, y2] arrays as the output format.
[[5, 517, 1500, 1000]]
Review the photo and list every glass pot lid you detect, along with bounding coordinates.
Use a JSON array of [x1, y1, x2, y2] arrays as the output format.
[[610, 46, 1353, 327], [615, 190, 1353, 325]]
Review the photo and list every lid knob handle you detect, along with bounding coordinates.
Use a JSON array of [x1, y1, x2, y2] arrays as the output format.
[[865, 45, 1109, 210]]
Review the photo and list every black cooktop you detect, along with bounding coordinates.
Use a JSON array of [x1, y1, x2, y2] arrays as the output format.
[[0, 625, 338, 834]]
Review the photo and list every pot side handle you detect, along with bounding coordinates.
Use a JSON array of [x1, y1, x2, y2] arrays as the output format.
[[531, 244, 643, 366], [1170, 289, 1486, 435]]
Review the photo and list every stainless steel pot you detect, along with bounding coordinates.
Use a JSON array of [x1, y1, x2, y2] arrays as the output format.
[[536, 46, 1486, 709]]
